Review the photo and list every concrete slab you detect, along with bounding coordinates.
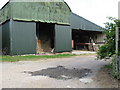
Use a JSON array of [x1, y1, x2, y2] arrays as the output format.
[[72, 50, 96, 55]]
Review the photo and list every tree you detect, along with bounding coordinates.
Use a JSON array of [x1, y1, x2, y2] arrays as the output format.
[[97, 17, 120, 59]]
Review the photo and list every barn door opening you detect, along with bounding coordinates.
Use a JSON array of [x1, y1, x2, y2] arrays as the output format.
[[36, 22, 55, 53]]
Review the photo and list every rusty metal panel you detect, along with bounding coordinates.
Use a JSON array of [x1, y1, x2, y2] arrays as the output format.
[[55, 24, 72, 52]]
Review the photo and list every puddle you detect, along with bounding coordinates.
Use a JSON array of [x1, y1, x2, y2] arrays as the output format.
[[25, 66, 92, 80]]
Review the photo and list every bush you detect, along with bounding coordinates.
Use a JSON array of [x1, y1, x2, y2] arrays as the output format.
[[97, 17, 120, 59], [97, 41, 115, 59], [97, 17, 120, 78]]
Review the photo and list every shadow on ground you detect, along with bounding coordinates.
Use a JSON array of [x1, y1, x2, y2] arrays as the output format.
[[25, 66, 92, 80]]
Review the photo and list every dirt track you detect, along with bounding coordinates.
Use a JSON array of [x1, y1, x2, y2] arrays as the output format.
[[1, 55, 119, 88]]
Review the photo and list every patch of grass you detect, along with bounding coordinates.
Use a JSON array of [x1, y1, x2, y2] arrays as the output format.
[[1, 54, 76, 62], [104, 64, 112, 69], [0, 56, 2, 60]]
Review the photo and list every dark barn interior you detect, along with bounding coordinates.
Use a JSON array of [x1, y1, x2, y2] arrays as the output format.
[[71, 13, 104, 52], [72, 30, 101, 51], [72, 30, 91, 51], [36, 22, 55, 53]]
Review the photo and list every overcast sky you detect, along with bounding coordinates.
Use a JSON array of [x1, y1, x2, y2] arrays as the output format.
[[0, 0, 119, 27]]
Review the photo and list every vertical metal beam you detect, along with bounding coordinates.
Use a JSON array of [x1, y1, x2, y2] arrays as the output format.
[[116, 27, 120, 73], [117, 1, 120, 75], [116, 27, 119, 55], [118, 1, 120, 19]]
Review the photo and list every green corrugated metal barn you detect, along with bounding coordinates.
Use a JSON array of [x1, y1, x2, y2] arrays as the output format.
[[0, 0, 104, 55], [0, 0, 72, 55]]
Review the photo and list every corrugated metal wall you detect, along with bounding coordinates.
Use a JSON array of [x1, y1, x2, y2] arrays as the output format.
[[10, 20, 36, 55], [0, 24, 2, 55], [55, 24, 72, 52], [2, 20, 10, 54]]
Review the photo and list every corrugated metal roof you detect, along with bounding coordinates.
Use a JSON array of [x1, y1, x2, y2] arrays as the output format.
[[70, 12, 104, 32]]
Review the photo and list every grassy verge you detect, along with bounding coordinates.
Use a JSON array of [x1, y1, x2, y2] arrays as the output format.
[[1, 54, 76, 62], [104, 64, 112, 69], [77, 53, 96, 56]]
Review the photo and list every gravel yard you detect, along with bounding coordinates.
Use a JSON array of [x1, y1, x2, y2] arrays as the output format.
[[1, 55, 119, 88]]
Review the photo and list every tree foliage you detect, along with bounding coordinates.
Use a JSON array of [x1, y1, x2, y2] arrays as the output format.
[[97, 17, 120, 59]]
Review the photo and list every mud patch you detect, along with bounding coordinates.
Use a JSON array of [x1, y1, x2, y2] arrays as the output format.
[[26, 66, 92, 80]]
